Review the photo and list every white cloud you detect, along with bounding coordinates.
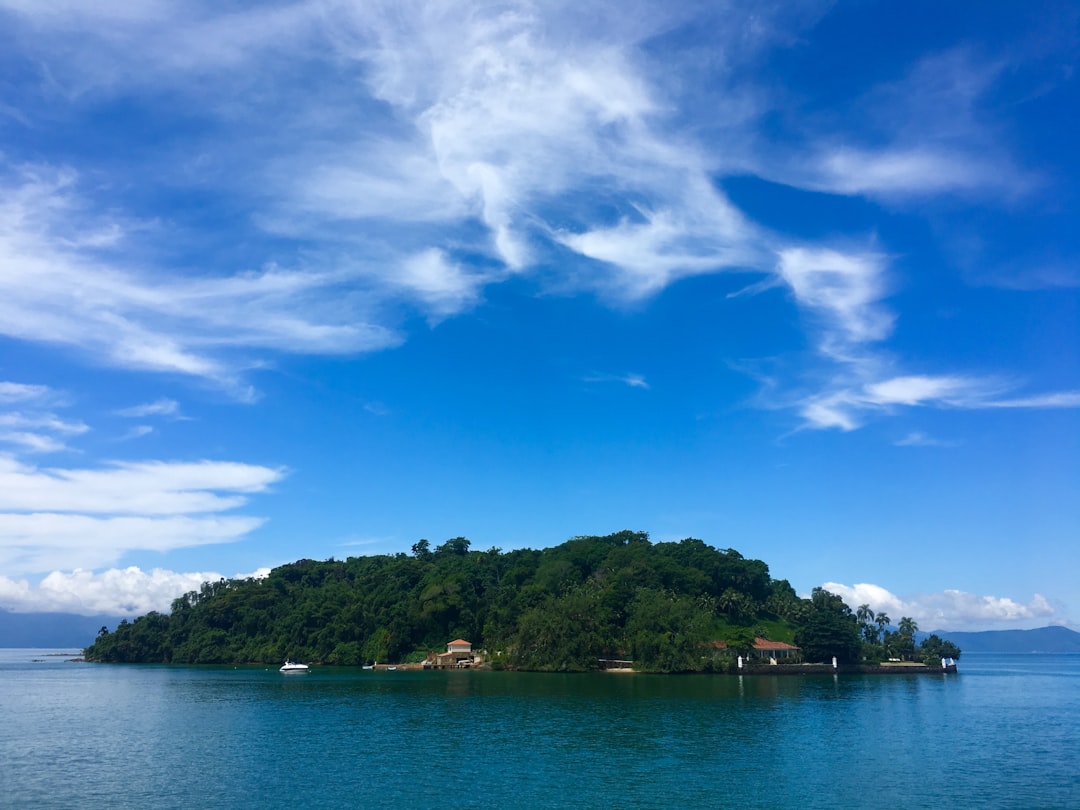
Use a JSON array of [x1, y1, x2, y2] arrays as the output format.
[[0, 167, 402, 388], [556, 200, 762, 300], [0, 0, 326, 93], [808, 147, 1011, 198], [0, 565, 272, 617], [0, 384, 284, 574], [798, 374, 1080, 432], [0, 411, 87, 434], [343, 1, 767, 295], [338, 536, 388, 548], [0, 382, 87, 453], [0, 455, 284, 574], [287, 141, 469, 225], [727, 45, 1051, 432], [984, 391, 1080, 409], [0, 2, 777, 393], [120, 425, 154, 441], [798, 395, 859, 432], [777, 247, 893, 354], [114, 398, 180, 418], [0, 513, 267, 573], [583, 372, 650, 390], [863, 375, 992, 406], [894, 431, 956, 448], [0, 2, 1065, 435], [362, 401, 390, 417], [823, 581, 1058, 631], [769, 48, 1031, 201], [0, 382, 51, 403], [395, 249, 488, 319], [0, 455, 284, 515], [0, 432, 69, 454]]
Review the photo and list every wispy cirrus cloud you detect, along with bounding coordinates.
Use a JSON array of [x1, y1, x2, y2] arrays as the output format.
[[328, 0, 768, 297], [0, 513, 268, 574], [768, 242, 1078, 431], [983, 391, 1080, 409], [894, 431, 957, 448], [0, 382, 52, 404], [0, 166, 401, 389], [769, 48, 1033, 201], [583, 372, 650, 390], [776, 247, 893, 356], [0, 455, 284, 515], [0, 380, 284, 574], [1, 0, 761, 387], [798, 373, 1080, 432], [394, 249, 491, 320], [0, 453, 285, 573], [114, 398, 181, 419], [809, 146, 1010, 198], [0, 415, 88, 454], [0, 1, 1069, 432], [0, 381, 86, 453], [118, 425, 155, 442]]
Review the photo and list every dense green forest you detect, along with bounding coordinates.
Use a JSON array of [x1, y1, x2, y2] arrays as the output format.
[[84, 531, 958, 672]]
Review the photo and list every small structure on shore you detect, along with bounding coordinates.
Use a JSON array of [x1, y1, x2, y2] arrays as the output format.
[[711, 637, 802, 664], [750, 639, 800, 663], [428, 639, 475, 669]]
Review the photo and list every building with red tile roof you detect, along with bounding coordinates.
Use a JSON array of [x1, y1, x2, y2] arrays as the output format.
[[429, 639, 475, 669], [711, 638, 801, 662]]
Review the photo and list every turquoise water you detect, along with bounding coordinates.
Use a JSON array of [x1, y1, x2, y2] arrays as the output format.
[[1, 652, 1077, 809]]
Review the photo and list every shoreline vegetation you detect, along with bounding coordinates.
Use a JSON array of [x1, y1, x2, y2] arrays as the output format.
[[84, 531, 960, 673]]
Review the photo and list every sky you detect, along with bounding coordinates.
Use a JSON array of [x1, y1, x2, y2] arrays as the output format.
[[0, 0, 1077, 632]]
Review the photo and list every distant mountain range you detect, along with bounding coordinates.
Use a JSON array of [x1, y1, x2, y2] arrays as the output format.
[[930, 625, 1080, 654], [0, 610, 126, 649]]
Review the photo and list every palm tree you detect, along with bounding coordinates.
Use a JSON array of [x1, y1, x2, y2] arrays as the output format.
[[897, 617, 918, 660], [875, 611, 890, 643], [856, 604, 877, 644]]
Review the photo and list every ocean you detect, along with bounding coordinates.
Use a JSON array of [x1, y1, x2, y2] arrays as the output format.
[[1, 650, 1077, 809]]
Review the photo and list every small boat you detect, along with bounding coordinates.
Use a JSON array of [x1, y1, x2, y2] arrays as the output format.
[[386, 666, 397, 671], [362, 664, 374, 670], [280, 660, 310, 673]]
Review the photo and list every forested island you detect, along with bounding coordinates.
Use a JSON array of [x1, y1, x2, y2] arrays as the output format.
[[84, 531, 959, 672]]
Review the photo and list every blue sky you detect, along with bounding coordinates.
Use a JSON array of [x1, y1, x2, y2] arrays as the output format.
[[0, 1, 1076, 631]]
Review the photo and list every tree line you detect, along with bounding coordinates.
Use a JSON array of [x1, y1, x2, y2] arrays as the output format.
[[84, 530, 958, 671]]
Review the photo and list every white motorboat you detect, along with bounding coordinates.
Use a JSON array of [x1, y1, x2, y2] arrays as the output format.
[[280, 660, 310, 673]]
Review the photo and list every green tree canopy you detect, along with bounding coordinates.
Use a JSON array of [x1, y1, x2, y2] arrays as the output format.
[[794, 587, 862, 664], [85, 531, 814, 672]]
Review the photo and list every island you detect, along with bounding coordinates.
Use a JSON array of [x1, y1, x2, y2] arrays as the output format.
[[84, 531, 960, 673]]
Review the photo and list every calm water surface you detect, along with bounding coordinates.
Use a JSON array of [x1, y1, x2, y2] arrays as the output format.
[[1, 651, 1077, 808]]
